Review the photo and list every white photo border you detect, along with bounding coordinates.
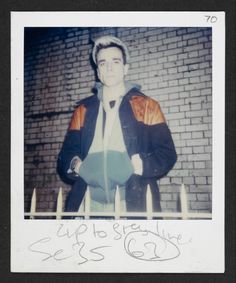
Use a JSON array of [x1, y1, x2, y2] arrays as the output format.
[[11, 11, 225, 273]]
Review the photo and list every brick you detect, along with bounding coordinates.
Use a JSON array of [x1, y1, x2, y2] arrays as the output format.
[[168, 93, 179, 100], [203, 117, 212, 124], [205, 68, 212, 75], [192, 161, 206, 172], [190, 201, 210, 210], [180, 118, 191, 125], [168, 77, 179, 86], [171, 177, 183, 184], [148, 35, 157, 42], [191, 169, 211, 177], [195, 177, 207, 184], [190, 90, 201, 97], [183, 177, 194, 184], [187, 193, 197, 201], [204, 29, 212, 36], [168, 43, 178, 50], [172, 193, 179, 201], [158, 57, 168, 64], [190, 76, 200, 84], [197, 194, 209, 201], [206, 161, 212, 169], [186, 110, 208, 118], [163, 36, 181, 44], [181, 132, 191, 139], [159, 185, 178, 193], [185, 44, 204, 53], [207, 177, 212, 185], [182, 162, 194, 169], [199, 62, 210, 69], [159, 178, 171, 185], [167, 54, 178, 62], [166, 201, 177, 209], [177, 28, 187, 35], [187, 153, 211, 161], [171, 126, 186, 133], [181, 147, 192, 154], [165, 112, 185, 120], [200, 75, 211, 82], [192, 132, 203, 139], [189, 185, 212, 193], [204, 146, 212, 153], [185, 124, 208, 132], [205, 55, 212, 61], [185, 70, 205, 79], [187, 38, 198, 45], [161, 193, 172, 201], [193, 146, 205, 154], [183, 31, 203, 40], [188, 51, 199, 58], [184, 82, 206, 91], [163, 48, 182, 57], [190, 117, 203, 125], [165, 99, 185, 107], [178, 53, 188, 60], [169, 170, 189, 177], [207, 95, 212, 102], [179, 92, 189, 98], [179, 78, 189, 85]]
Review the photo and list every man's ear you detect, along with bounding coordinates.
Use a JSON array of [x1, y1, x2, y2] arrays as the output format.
[[124, 64, 129, 76]]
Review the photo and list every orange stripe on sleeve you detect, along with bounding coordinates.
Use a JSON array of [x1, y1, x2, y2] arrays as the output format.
[[130, 96, 166, 125], [69, 104, 87, 130]]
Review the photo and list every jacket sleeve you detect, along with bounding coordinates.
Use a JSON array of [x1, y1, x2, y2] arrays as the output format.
[[57, 104, 86, 183], [130, 96, 177, 179], [140, 123, 177, 179]]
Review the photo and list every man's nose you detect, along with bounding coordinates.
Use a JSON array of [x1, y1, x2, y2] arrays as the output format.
[[106, 62, 113, 71]]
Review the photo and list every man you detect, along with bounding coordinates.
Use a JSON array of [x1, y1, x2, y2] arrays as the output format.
[[57, 35, 177, 214]]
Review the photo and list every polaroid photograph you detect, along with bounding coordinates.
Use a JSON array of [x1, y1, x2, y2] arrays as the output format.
[[11, 11, 225, 272]]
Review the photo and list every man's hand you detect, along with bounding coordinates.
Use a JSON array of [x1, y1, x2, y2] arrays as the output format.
[[73, 160, 82, 174], [131, 154, 143, 175], [67, 156, 82, 175]]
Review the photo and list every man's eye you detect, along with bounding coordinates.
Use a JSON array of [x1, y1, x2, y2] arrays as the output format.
[[114, 60, 120, 64], [99, 62, 105, 67]]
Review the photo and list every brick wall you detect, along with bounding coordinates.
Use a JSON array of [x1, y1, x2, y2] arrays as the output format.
[[24, 27, 212, 214]]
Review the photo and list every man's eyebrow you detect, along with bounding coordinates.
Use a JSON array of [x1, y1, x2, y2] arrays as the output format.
[[97, 58, 122, 64], [97, 59, 106, 64]]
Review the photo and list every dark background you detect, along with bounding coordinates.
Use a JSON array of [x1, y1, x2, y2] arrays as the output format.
[[0, 0, 235, 282]]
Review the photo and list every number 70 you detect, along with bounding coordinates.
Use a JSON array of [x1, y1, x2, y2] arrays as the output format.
[[205, 16, 217, 23]]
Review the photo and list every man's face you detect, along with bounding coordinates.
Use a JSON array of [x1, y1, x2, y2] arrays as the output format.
[[97, 47, 129, 87]]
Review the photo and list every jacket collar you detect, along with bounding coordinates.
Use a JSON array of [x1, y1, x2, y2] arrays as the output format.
[[94, 81, 141, 102]]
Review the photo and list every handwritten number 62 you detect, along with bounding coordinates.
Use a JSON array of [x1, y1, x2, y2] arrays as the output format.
[[205, 16, 217, 23]]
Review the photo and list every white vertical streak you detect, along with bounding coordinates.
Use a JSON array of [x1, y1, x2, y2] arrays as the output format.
[[84, 187, 91, 220], [30, 188, 36, 220], [56, 187, 63, 220], [115, 186, 120, 220], [180, 183, 188, 220], [146, 185, 153, 220]]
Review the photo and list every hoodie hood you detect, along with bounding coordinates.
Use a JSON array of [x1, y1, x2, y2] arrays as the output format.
[[94, 81, 141, 102]]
